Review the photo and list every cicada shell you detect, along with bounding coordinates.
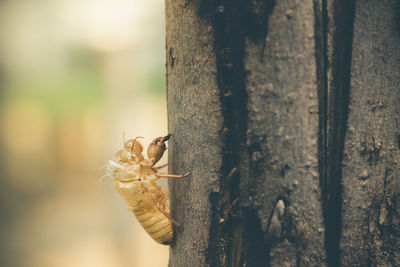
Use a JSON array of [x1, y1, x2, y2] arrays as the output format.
[[110, 135, 189, 245]]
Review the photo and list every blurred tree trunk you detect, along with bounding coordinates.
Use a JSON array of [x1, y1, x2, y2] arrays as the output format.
[[166, 0, 400, 266]]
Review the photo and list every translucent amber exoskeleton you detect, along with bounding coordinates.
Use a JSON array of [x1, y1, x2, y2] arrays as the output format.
[[109, 135, 189, 245]]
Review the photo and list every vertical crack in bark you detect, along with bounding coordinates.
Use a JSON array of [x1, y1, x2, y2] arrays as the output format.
[[198, 0, 275, 266], [315, 0, 355, 266], [314, 0, 330, 264], [241, 207, 270, 267], [199, 1, 247, 265], [314, 0, 328, 239]]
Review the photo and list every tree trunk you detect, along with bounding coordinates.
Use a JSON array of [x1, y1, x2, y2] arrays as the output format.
[[166, 0, 400, 266]]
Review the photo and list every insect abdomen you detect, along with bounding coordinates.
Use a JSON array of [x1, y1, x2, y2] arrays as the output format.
[[131, 204, 173, 244]]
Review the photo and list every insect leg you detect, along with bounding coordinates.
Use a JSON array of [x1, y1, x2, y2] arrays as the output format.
[[155, 203, 180, 226], [143, 189, 180, 226], [158, 207, 180, 226], [155, 172, 191, 179], [153, 163, 168, 170]]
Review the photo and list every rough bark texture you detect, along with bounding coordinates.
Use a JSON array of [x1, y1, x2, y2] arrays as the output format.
[[241, 1, 326, 266], [166, 0, 400, 266], [339, 1, 400, 265], [166, 1, 224, 266]]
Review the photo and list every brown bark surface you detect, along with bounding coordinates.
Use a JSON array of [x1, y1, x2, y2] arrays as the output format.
[[166, 0, 400, 266], [241, 1, 326, 266], [339, 1, 400, 265], [166, 1, 223, 266]]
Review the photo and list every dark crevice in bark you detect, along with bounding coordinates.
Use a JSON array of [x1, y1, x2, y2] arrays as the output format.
[[315, 1, 355, 266], [314, 0, 328, 247], [325, 1, 355, 266], [395, 0, 400, 32], [198, 1, 247, 266], [397, 133, 400, 150], [242, 208, 270, 267], [314, 0, 329, 264], [198, 0, 275, 266]]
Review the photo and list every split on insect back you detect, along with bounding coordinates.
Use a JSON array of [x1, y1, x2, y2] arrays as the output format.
[[108, 134, 190, 245]]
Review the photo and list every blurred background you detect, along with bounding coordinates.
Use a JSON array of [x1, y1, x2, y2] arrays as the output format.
[[0, 0, 170, 266]]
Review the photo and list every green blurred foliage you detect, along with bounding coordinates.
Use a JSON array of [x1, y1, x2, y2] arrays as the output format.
[[4, 48, 105, 118]]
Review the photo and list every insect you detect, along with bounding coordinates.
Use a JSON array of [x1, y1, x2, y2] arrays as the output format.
[[109, 134, 189, 245]]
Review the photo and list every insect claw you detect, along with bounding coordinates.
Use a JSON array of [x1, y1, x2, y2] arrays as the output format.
[[161, 134, 172, 143]]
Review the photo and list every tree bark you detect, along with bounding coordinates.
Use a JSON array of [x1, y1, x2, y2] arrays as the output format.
[[166, 0, 400, 266], [339, 1, 400, 265], [166, 2, 223, 266]]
